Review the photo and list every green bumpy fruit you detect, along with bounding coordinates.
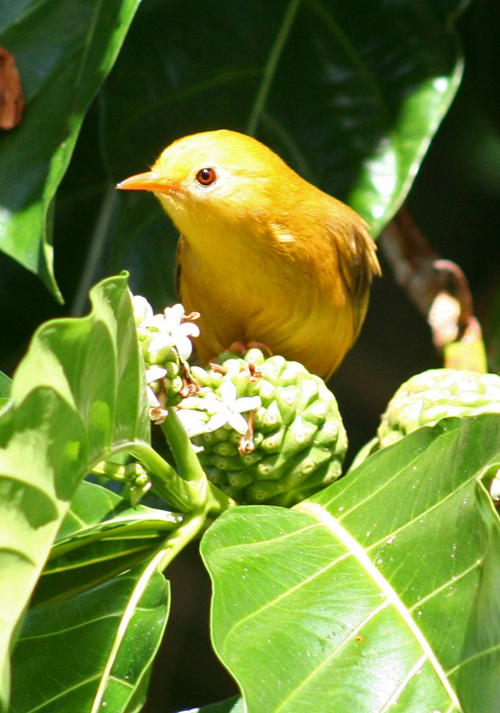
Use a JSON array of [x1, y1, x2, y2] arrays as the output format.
[[186, 349, 347, 506], [378, 368, 500, 448]]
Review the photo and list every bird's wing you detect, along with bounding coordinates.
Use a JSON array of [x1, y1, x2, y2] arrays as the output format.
[[348, 222, 381, 299], [342, 221, 381, 336]]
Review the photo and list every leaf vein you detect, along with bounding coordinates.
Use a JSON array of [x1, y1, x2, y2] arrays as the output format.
[[274, 600, 391, 711], [296, 502, 461, 708], [446, 642, 500, 676], [222, 550, 351, 649]]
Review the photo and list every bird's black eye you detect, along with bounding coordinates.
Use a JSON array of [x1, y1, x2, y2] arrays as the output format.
[[196, 167, 217, 186]]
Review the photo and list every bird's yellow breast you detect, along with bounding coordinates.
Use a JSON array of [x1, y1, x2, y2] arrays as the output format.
[[173, 192, 367, 377], [117, 129, 380, 377]]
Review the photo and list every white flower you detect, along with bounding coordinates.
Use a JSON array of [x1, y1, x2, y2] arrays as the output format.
[[131, 294, 153, 326], [490, 468, 500, 503], [144, 366, 169, 423], [138, 302, 200, 362], [175, 408, 210, 437], [177, 382, 261, 437], [145, 384, 168, 423], [145, 365, 167, 384]]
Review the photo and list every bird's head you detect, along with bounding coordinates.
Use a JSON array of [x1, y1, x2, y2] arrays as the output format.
[[117, 129, 294, 236]]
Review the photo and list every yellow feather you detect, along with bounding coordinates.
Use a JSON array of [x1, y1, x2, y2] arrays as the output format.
[[118, 129, 380, 378]]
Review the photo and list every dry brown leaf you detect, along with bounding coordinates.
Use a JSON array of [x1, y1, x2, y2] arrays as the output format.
[[0, 46, 24, 130]]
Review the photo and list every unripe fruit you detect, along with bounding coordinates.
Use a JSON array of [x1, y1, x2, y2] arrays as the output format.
[[178, 349, 348, 506], [378, 368, 500, 448]]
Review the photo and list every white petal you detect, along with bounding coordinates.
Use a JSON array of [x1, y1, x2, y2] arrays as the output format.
[[147, 333, 174, 354], [219, 381, 237, 403], [228, 412, 250, 435], [205, 413, 231, 432], [147, 313, 167, 329], [163, 303, 184, 329], [178, 322, 200, 338], [132, 295, 153, 324], [180, 396, 214, 411], [176, 409, 209, 437], [145, 365, 167, 383], [234, 396, 261, 413], [149, 405, 168, 424], [490, 468, 500, 502], [146, 386, 160, 408], [174, 335, 194, 361]]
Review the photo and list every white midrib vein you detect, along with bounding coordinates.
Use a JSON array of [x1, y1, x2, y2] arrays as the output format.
[[295, 501, 462, 710], [90, 549, 165, 713]]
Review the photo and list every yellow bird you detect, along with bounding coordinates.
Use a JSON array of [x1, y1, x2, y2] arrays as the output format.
[[117, 130, 380, 378]]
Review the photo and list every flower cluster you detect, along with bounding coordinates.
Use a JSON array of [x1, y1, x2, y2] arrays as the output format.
[[176, 380, 261, 438], [132, 295, 200, 420]]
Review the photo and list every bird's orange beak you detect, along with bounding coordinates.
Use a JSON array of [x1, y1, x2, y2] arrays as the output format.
[[116, 171, 178, 193]]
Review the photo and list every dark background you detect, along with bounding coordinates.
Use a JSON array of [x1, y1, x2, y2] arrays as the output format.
[[0, 1, 498, 711]]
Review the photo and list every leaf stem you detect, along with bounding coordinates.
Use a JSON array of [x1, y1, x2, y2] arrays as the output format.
[[152, 475, 236, 571], [127, 441, 199, 512], [159, 409, 237, 514], [161, 408, 207, 484], [206, 482, 237, 517], [156, 509, 209, 572], [246, 0, 302, 136]]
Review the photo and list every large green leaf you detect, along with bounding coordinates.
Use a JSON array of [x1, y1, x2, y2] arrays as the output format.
[[10, 556, 170, 713], [0, 0, 140, 297], [201, 415, 500, 712], [34, 480, 182, 606], [0, 274, 149, 710]]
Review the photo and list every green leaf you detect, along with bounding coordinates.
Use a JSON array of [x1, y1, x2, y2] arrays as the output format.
[[0, 373, 11, 410], [201, 415, 500, 712], [0, 274, 149, 709], [0, 0, 140, 297], [10, 556, 170, 713], [0, 373, 10, 399], [34, 480, 182, 606]]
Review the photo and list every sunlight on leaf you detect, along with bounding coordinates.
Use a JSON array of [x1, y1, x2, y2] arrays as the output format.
[[202, 415, 500, 713], [0, 274, 149, 710], [34, 480, 181, 607], [10, 556, 169, 713]]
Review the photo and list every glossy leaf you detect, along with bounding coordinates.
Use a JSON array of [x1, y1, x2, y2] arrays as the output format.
[[0, 0, 140, 296], [34, 480, 182, 606], [0, 274, 149, 709], [10, 556, 170, 713], [201, 415, 500, 712]]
